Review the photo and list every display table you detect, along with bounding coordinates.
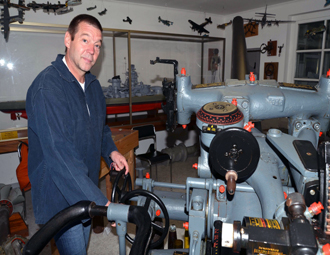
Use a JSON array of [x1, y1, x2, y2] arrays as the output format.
[[0, 127, 138, 200]]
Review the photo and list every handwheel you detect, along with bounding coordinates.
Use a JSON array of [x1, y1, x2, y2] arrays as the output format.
[[260, 43, 267, 54], [119, 189, 170, 249], [110, 168, 132, 203], [209, 127, 260, 181]]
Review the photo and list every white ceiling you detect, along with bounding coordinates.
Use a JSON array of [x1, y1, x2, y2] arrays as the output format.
[[115, 0, 301, 15]]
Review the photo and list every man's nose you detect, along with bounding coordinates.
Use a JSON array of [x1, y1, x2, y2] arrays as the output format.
[[87, 44, 95, 54]]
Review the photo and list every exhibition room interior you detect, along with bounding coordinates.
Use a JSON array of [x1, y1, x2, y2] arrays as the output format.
[[1, 0, 330, 254]]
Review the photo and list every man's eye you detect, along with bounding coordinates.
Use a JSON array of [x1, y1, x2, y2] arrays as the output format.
[[83, 39, 87, 43], [95, 44, 101, 49]]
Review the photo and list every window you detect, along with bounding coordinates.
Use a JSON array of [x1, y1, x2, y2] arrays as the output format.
[[294, 19, 330, 85]]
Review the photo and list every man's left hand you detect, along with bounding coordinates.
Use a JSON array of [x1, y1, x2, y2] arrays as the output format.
[[110, 151, 129, 174]]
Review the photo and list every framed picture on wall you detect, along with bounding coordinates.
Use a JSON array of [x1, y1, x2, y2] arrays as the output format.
[[264, 62, 279, 80], [244, 22, 259, 37]]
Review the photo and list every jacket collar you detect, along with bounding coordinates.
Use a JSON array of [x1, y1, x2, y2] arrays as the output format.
[[52, 54, 96, 89]]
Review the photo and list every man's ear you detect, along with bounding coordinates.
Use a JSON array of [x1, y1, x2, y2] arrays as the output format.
[[64, 31, 71, 49]]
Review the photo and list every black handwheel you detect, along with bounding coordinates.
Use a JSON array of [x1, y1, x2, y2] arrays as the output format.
[[209, 127, 260, 181], [119, 189, 170, 249], [110, 168, 132, 203], [260, 43, 267, 54]]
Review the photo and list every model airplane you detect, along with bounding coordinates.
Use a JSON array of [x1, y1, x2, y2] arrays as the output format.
[[305, 25, 326, 38], [98, 8, 106, 15], [66, 0, 80, 6], [325, 0, 330, 7], [86, 5, 96, 10], [0, 0, 24, 41], [217, 20, 232, 29], [158, 16, 173, 26], [42, 1, 68, 14], [188, 17, 212, 35], [57, 6, 72, 14], [27, 1, 43, 11], [123, 16, 132, 24], [244, 5, 294, 28]]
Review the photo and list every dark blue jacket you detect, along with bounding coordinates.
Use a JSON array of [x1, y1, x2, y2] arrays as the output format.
[[26, 54, 116, 224]]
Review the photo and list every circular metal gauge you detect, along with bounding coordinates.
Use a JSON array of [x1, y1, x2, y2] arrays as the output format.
[[196, 101, 243, 125], [209, 127, 260, 181]]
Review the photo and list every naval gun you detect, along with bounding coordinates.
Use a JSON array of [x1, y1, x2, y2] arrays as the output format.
[[132, 70, 330, 254], [23, 75, 330, 255]]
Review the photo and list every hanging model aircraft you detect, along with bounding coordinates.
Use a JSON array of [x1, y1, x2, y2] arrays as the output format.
[[66, 0, 80, 6], [0, 0, 24, 41], [123, 16, 132, 24], [56, 6, 72, 14], [325, 0, 330, 7], [158, 16, 173, 26], [98, 8, 106, 15], [217, 20, 232, 29], [188, 17, 212, 35], [27, 1, 43, 11], [244, 5, 294, 28], [86, 5, 96, 10], [42, 1, 68, 14], [27, 1, 68, 14]]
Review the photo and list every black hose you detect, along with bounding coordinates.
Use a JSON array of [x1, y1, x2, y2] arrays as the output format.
[[23, 200, 152, 255], [23, 201, 102, 255], [128, 206, 152, 255]]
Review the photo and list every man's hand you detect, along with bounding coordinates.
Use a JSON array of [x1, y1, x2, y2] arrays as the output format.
[[110, 151, 129, 174]]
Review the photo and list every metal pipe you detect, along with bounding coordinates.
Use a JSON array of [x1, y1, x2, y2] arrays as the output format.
[[201, 40, 204, 84], [113, 31, 116, 76], [128, 31, 132, 125], [135, 178, 186, 190]]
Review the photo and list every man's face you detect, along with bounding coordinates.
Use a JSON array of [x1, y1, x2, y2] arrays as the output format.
[[65, 21, 102, 76]]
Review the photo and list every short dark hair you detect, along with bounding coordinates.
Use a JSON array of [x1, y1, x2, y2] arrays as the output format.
[[65, 14, 103, 52]]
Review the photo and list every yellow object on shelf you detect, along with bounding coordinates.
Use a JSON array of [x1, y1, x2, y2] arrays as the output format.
[[0, 130, 18, 141]]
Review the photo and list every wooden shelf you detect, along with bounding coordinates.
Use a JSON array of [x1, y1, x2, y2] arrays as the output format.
[[0, 128, 28, 154]]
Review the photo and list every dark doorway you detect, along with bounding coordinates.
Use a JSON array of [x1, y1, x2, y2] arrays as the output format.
[[247, 48, 261, 79]]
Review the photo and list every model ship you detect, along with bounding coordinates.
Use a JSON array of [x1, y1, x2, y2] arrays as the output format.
[[104, 64, 162, 98]]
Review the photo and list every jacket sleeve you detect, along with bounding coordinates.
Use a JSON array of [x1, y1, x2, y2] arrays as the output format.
[[29, 77, 108, 207], [101, 124, 118, 167]]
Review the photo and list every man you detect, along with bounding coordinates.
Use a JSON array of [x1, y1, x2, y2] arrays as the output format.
[[26, 14, 129, 254]]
